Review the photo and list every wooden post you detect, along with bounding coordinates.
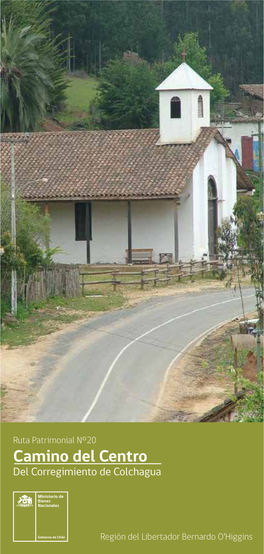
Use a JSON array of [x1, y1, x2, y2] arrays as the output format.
[[190, 259, 193, 281], [178, 260, 183, 282], [45, 204, 50, 251], [234, 347, 238, 395], [166, 264, 170, 285], [174, 201, 179, 263], [85, 202, 91, 265], [127, 201, 132, 264], [82, 273, 85, 296], [141, 270, 144, 290], [154, 269, 158, 287], [112, 272, 117, 292], [201, 259, 205, 278]]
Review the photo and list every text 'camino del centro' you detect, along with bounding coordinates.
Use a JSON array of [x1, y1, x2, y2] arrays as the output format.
[[13, 450, 162, 478]]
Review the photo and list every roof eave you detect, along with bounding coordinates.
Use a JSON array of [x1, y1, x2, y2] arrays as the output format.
[[155, 86, 213, 92], [27, 195, 179, 203]]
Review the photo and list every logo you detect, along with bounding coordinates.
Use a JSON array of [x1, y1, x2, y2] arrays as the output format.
[[16, 494, 33, 508]]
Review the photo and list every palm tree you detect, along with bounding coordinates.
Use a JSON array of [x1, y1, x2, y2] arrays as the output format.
[[1, 19, 53, 132]]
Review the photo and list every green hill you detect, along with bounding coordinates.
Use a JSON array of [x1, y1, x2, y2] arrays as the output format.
[[58, 74, 98, 128]]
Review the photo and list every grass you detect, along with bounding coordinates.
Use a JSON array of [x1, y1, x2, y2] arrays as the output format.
[[0, 386, 6, 410], [1, 290, 124, 349], [57, 74, 98, 127], [0, 266, 223, 349], [197, 321, 263, 377]]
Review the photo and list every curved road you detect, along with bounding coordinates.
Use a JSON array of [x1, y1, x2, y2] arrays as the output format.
[[34, 288, 255, 423]]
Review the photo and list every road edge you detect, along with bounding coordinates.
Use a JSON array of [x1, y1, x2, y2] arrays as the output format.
[[154, 314, 248, 414]]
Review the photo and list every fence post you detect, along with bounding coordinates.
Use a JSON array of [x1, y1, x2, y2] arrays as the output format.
[[154, 269, 158, 287], [166, 264, 170, 285], [112, 271, 117, 292], [141, 270, 144, 290], [81, 273, 85, 296], [190, 259, 193, 281], [201, 259, 205, 278], [178, 260, 182, 282]]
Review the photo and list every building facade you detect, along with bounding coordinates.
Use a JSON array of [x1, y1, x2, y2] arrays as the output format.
[[1, 63, 252, 264]]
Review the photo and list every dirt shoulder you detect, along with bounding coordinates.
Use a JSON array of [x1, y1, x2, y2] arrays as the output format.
[[1, 318, 95, 422], [152, 315, 255, 422], [124, 278, 226, 307]]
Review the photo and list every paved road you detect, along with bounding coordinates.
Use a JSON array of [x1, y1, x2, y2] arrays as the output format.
[[34, 288, 255, 423]]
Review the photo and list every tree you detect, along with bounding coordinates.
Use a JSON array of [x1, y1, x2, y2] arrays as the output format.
[[1, 181, 52, 313], [154, 32, 229, 108], [235, 374, 264, 422], [1, 1, 68, 114], [234, 196, 263, 320], [95, 59, 157, 129], [1, 181, 50, 278], [45, 1, 262, 94], [218, 363, 263, 423], [1, 19, 53, 132], [218, 195, 263, 324]]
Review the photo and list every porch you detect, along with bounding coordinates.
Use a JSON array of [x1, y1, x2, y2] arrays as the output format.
[[48, 199, 180, 265]]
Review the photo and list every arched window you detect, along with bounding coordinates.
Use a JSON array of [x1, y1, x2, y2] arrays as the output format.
[[171, 96, 181, 119], [198, 95, 203, 118]]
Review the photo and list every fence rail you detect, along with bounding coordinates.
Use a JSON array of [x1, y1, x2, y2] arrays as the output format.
[[80, 253, 255, 293], [80, 259, 223, 293]]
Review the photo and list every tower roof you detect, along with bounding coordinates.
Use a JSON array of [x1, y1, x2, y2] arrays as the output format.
[[156, 62, 213, 92]]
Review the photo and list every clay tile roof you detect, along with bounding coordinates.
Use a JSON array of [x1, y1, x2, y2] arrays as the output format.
[[0, 127, 252, 201], [239, 84, 264, 101]]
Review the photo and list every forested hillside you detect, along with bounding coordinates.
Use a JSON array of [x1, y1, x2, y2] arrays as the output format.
[[1, 0, 263, 132], [50, 0, 263, 95]]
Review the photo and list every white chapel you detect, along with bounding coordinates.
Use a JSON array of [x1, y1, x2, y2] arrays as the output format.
[[1, 62, 252, 264]]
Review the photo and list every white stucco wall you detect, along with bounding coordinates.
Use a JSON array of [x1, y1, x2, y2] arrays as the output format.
[[132, 200, 175, 263], [215, 120, 264, 166], [178, 138, 237, 260], [177, 177, 194, 260], [48, 200, 176, 264], [90, 202, 128, 264], [48, 202, 86, 264], [159, 90, 210, 144]]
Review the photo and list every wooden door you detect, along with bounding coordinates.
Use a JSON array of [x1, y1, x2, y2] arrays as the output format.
[[208, 179, 218, 258], [241, 136, 253, 170]]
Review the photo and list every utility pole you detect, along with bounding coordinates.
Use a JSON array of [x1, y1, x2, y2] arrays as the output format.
[[10, 142, 17, 317], [1, 136, 29, 316]]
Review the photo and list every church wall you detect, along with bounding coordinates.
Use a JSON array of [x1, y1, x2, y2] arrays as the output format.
[[177, 177, 194, 261], [90, 202, 128, 264], [48, 200, 175, 264], [48, 202, 87, 264], [131, 200, 175, 264], [192, 140, 237, 259]]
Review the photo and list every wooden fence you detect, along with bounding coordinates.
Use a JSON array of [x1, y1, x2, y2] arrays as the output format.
[[80, 259, 221, 293], [25, 264, 80, 303]]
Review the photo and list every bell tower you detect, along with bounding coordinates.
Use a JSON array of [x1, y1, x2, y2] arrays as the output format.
[[156, 61, 213, 144]]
